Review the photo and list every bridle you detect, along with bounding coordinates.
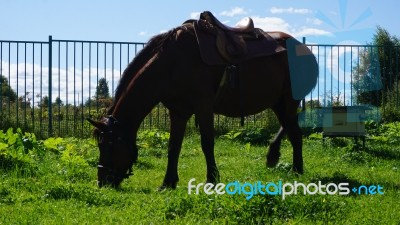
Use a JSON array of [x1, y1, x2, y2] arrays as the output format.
[[97, 116, 133, 185]]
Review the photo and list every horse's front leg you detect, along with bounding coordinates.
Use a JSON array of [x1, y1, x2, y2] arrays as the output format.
[[160, 110, 190, 190], [196, 110, 220, 184]]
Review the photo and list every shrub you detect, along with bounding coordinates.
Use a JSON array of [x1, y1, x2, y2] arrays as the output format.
[[0, 128, 44, 173]]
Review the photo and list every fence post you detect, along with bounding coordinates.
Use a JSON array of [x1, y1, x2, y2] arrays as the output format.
[[48, 35, 53, 136], [301, 37, 306, 111]]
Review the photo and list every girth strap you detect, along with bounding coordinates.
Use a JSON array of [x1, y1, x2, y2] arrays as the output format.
[[214, 65, 245, 126]]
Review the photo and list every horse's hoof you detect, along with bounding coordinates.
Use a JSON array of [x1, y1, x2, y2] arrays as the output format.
[[266, 160, 279, 168], [266, 152, 281, 168], [157, 185, 168, 192], [206, 171, 220, 184], [292, 166, 304, 174], [205, 179, 218, 185], [158, 181, 178, 191]]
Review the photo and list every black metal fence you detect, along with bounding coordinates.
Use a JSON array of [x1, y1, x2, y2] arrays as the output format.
[[0, 36, 146, 138], [0, 36, 399, 138]]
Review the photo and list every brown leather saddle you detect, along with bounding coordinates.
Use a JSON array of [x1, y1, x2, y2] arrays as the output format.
[[192, 11, 285, 65]]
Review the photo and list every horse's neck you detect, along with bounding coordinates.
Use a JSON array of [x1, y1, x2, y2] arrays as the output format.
[[111, 56, 164, 134], [113, 90, 159, 134]]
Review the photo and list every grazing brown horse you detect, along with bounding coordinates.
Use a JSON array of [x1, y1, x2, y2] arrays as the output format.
[[88, 13, 318, 188]]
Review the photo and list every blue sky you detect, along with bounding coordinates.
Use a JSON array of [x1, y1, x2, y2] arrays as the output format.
[[1, 0, 399, 44]]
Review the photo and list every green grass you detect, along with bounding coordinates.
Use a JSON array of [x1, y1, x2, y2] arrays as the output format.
[[0, 131, 399, 224]]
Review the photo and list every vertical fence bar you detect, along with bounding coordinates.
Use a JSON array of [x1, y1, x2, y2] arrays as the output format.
[[96, 42, 99, 111], [119, 43, 122, 80], [89, 43, 92, 117], [330, 46, 333, 105], [127, 44, 130, 65], [104, 43, 107, 81], [343, 46, 346, 105], [81, 42, 84, 136], [58, 41, 61, 135], [389, 46, 392, 92], [350, 46, 353, 105], [73, 42, 76, 135], [337, 46, 339, 105], [66, 42, 69, 135], [309, 46, 314, 108], [357, 46, 360, 105], [16, 43, 19, 127], [48, 35, 53, 136], [317, 45, 320, 107], [0, 42, 2, 122], [301, 37, 306, 111], [112, 43, 114, 97], [376, 46, 380, 106], [24, 43, 27, 129], [324, 46, 327, 106], [40, 43, 43, 137], [8, 43, 11, 116], [396, 46, 399, 107], [32, 44, 35, 132]]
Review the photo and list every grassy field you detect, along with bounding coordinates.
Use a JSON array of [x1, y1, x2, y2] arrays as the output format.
[[0, 127, 399, 224]]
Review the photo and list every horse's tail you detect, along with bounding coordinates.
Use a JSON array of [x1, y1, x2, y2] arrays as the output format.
[[286, 38, 318, 100]]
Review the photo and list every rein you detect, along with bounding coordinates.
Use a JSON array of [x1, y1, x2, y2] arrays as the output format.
[[97, 116, 134, 183]]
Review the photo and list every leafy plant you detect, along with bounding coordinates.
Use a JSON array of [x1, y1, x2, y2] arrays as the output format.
[[368, 121, 400, 144], [137, 130, 170, 149], [56, 138, 98, 181], [0, 128, 45, 171], [43, 137, 64, 153], [222, 127, 272, 145]]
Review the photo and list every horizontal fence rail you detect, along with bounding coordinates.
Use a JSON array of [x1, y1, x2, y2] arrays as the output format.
[[0, 36, 399, 138]]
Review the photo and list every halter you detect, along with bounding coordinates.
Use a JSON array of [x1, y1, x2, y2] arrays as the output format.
[[97, 116, 133, 185]]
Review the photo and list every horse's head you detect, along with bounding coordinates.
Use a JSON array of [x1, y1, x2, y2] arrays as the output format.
[[87, 116, 136, 188]]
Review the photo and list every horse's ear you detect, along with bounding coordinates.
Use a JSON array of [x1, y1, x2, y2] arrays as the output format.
[[87, 118, 107, 131]]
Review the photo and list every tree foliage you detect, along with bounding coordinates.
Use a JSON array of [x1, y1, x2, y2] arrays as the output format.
[[353, 26, 400, 106], [84, 78, 112, 108], [0, 75, 17, 102], [95, 78, 110, 100]]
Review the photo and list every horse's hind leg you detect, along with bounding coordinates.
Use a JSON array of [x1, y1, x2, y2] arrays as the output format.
[[160, 110, 190, 189], [286, 118, 303, 173], [266, 126, 285, 168], [269, 100, 303, 173]]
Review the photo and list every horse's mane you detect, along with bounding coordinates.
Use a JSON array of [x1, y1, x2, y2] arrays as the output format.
[[107, 28, 179, 114]]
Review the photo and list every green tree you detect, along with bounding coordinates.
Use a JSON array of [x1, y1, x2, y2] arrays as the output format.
[[95, 78, 110, 100], [0, 75, 17, 102], [54, 97, 63, 106], [40, 96, 49, 108], [85, 78, 112, 109], [353, 26, 400, 106]]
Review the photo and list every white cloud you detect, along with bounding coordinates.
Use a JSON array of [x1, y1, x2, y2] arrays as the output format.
[[292, 28, 332, 37], [139, 31, 147, 36], [307, 18, 323, 25], [1, 60, 122, 105], [190, 12, 201, 19], [251, 16, 331, 38], [252, 16, 291, 33], [270, 7, 312, 14], [220, 7, 248, 17]]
